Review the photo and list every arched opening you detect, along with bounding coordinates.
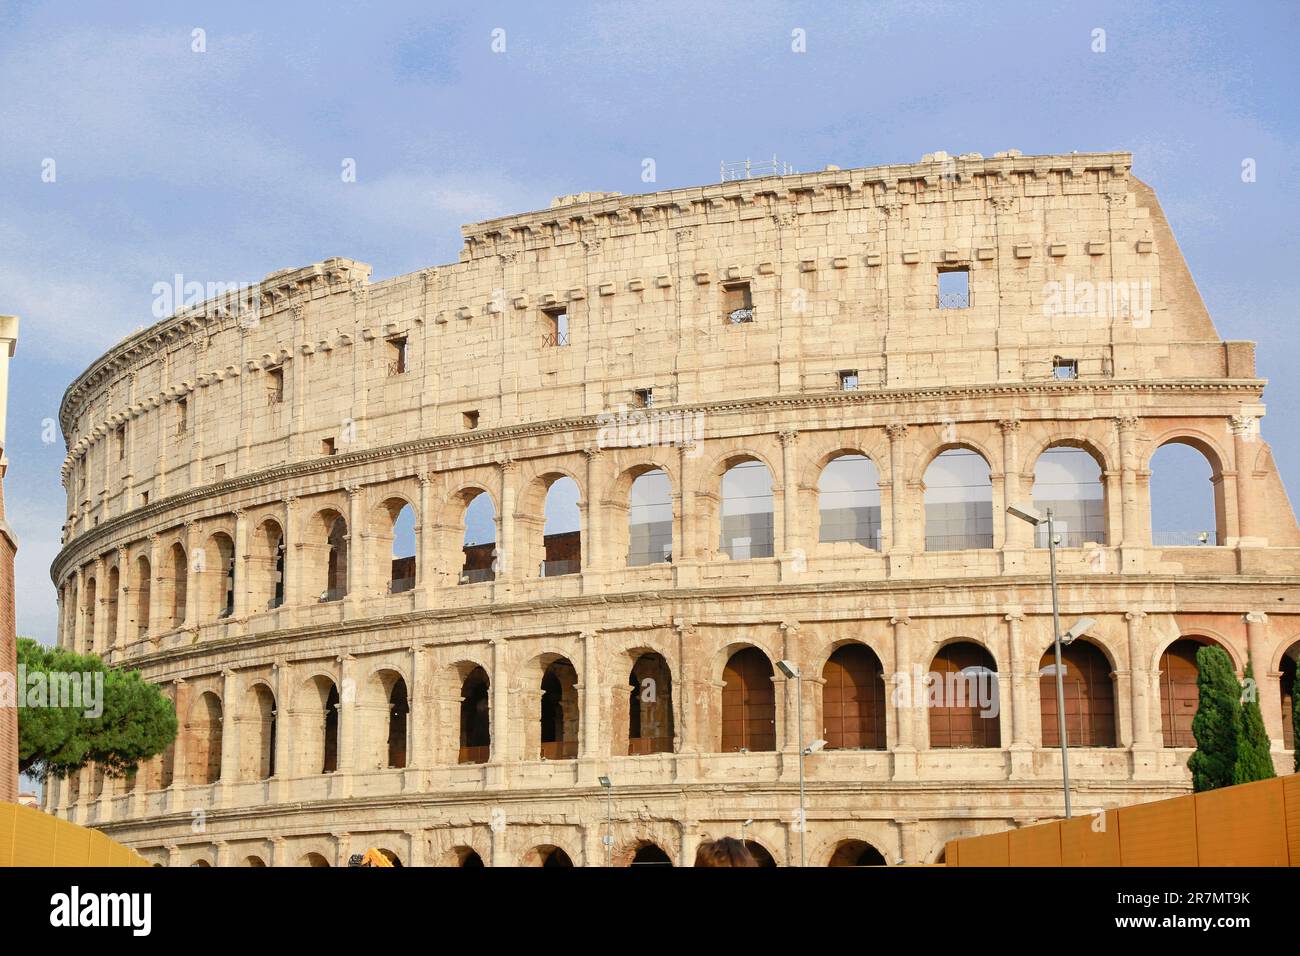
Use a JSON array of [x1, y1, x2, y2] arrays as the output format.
[[745, 841, 777, 867], [251, 519, 284, 611], [828, 840, 887, 866], [628, 469, 673, 565], [541, 476, 582, 577], [1150, 442, 1223, 546], [190, 859, 211, 868], [386, 676, 409, 769], [300, 852, 331, 867], [1159, 637, 1221, 747], [83, 577, 97, 652], [301, 677, 340, 774], [241, 684, 276, 780], [165, 542, 187, 629], [719, 459, 774, 559], [630, 844, 673, 867], [323, 514, 348, 601], [822, 643, 886, 750], [201, 532, 235, 621], [541, 846, 574, 868], [459, 666, 491, 764], [132, 555, 151, 640], [376, 849, 403, 867], [924, 448, 993, 551], [241, 856, 267, 867], [381, 499, 416, 594], [928, 642, 1000, 748], [721, 647, 775, 752], [456, 847, 485, 868], [460, 491, 497, 584], [818, 455, 882, 549], [186, 692, 223, 785], [1282, 643, 1298, 750], [1039, 639, 1116, 747], [104, 566, 119, 649], [539, 658, 579, 759], [1032, 446, 1106, 547], [628, 652, 674, 755]]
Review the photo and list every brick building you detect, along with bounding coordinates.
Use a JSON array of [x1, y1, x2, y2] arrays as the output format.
[[43, 152, 1300, 865]]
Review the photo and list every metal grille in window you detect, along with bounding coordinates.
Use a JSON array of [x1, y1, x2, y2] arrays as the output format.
[[727, 307, 755, 324], [540, 329, 570, 347]]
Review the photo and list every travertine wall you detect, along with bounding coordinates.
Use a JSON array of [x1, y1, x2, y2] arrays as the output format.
[[44, 152, 1300, 866]]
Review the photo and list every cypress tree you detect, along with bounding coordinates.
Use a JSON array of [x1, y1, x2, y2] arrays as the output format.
[[1234, 658, 1276, 784], [1187, 644, 1239, 793]]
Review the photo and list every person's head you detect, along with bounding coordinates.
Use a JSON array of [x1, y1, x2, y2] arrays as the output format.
[[694, 837, 757, 867]]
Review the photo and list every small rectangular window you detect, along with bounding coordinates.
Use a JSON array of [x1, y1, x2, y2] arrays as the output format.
[[141, 491, 149, 506], [839, 370, 859, 391], [267, 367, 284, 404], [634, 388, 654, 408], [723, 282, 754, 324], [387, 336, 408, 375], [463, 410, 479, 430], [214, 463, 226, 481], [542, 309, 569, 348], [1053, 357, 1079, 380], [115, 425, 126, 460], [322, 437, 336, 456], [938, 267, 970, 309], [176, 398, 188, 435]]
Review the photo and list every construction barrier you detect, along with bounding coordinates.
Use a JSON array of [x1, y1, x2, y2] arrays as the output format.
[[0, 802, 151, 867], [945, 774, 1300, 866]]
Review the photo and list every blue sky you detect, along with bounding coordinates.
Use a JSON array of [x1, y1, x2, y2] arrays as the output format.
[[2, 0, 1298, 644]]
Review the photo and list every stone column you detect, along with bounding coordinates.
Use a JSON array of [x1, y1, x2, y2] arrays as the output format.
[[417, 474, 434, 590], [999, 420, 1030, 550], [337, 655, 356, 779], [91, 555, 107, 653], [182, 521, 201, 629], [405, 829, 427, 868], [1126, 610, 1158, 778], [218, 668, 239, 797], [232, 509, 249, 621], [489, 638, 512, 771], [269, 836, 288, 868], [1245, 612, 1282, 747], [890, 615, 918, 780], [779, 430, 801, 560], [1006, 611, 1034, 778], [1116, 416, 1141, 544], [897, 818, 919, 866], [114, 547, 129, 652], [410, 645, 433, 771], [213, 841, 231, 868], [578, 630, 601, 784], [346, 486, 365, 604], [886, 424, 910, 561], [1232, 415, 1263, 544], [147, 534, 162, 643], [169, 678, 189, 805], [583, 448, 604, 573], [498, 459, 518, 582], [271, 660, 291, 795], [675, 440, 700, 586], [73, 566, 86, 653], [679, 820, 701, 868]]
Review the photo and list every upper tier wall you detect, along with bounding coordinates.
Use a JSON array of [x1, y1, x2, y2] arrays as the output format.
[[56, 151, 1252, 535]]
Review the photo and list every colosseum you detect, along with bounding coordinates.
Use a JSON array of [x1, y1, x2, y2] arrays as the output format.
[[43, 149, 1300, 867]]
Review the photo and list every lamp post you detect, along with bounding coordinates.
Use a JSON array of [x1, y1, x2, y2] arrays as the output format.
[[775, 660, 806, 865], [598, 775, 612, 866], [1006, 502, 1098, 821]]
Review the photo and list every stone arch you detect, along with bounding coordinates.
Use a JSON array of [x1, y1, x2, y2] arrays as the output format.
[[104, 564, 120, 649], [815, 452, 883, 549], [1279, 639, 1299, 750], [1155, 634, 1228, 748], [810, 825, 897, 866], [240, 855, 267, 867], [743, 838, 778, 867], [160, 540, 187, 630], [626, 841, 674, 867], [827, 838, 888, 866], [910, 432, 1000, 486], [521, 470, 583, 578], [240, 682, 276, 781], [719, 644, 776, 752], [1029, 443, 1108, 547], [298, 675, 340, 774], [82, 574, 97, 652], [249, 516, 285, 612], [131, 553, 151, 641], [185, 691, 223, 785], [523, 844, 576, 867], [434, 658, 491, 765], [445, 845, 486, 868], [922, 445, 994, 551], [820, 641, 887, 750], [1020, 432, 1114, 477], [441, 485, 498, 585], [198, 530, 235, 622], [1147, 433, 1227, 546], [713, 453, 776, 561], [527, 651, 580, 759], [626, 649, 675, 755], [613, 461, 676, 567], [299, 851, 331, 867], [305, 508, 348, 602], [927, 640, 1001, 748], [361, 667, 409, 770], [1038, 637, 1117, 747], [370, 494, 417, 596]]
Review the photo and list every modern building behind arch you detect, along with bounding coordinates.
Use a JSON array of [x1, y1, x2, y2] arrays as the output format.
[[42, 152, 1300, 866]]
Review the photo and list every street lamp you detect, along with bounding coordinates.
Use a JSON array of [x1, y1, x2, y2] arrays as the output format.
[[775, 659, 807, 866], [1006, 501, 1096, 819], [598, 775, 613, 866]]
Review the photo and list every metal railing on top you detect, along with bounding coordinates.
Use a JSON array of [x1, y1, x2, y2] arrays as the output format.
[[925, 532, 994, 552], [540, 559, 580, 577], [1153, 530, 1218, 547]]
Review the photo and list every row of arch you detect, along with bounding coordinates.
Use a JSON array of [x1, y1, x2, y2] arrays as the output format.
[[63, 437, 1225, 650], [134, 635, 1286, 794]]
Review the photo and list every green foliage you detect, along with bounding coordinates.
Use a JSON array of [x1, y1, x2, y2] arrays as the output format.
[[1187, 644, 1239, 793], [16, 637, 177, 781], [1233, 659, 1276, 784], [1294, 680, 1300, 774]]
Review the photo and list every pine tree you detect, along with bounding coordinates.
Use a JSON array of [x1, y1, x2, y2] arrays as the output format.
[[1293, 681, 1300, 774], [1187, 644, 1239, 793], [1234, 658, 1276, 784]]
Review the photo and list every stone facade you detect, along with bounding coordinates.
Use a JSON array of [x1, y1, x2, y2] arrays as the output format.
[[44, 151, 1300, 866]]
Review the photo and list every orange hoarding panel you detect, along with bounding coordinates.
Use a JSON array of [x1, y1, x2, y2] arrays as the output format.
[[954, 831, 1010, 866], [1117, 793, 1199, 866], [1008, 820, 1063, 866], [0, 802, 149, 867], [1282, 774, 1300, 866], [1059, 810, 1121, 866], [1196, 778, 1288, 866]]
